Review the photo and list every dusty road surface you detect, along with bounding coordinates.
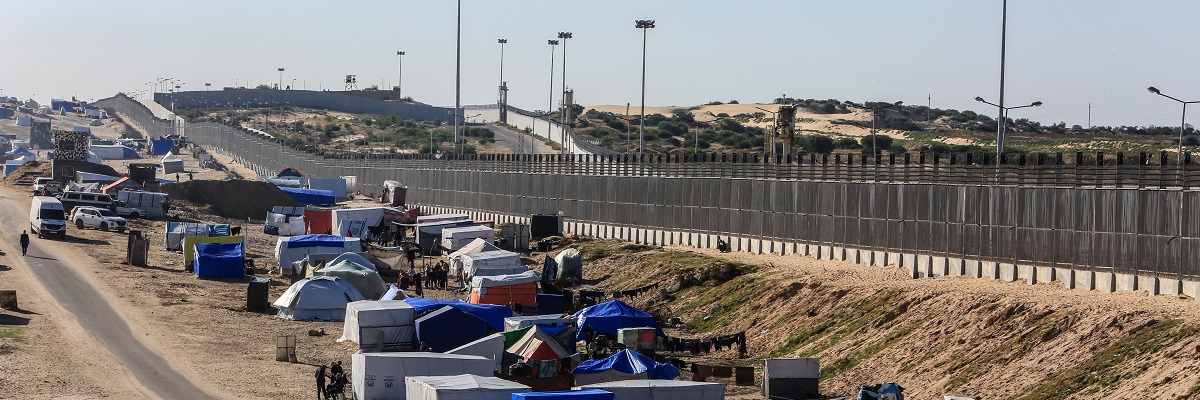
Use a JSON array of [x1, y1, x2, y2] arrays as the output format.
[[481, 122, 556, 154], [0, 193, 216, 399]]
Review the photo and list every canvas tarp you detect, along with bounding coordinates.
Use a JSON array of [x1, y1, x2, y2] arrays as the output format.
[[503, 315, 575, 332], [447, 333, 506, 372], [151, 139, 174, 155], [576, 380, 725, 400], [161, 152, 184, 173], [404, 298, 513, 332], [339, 300, 416, 352], [446, 238, 502, 273], [574, 300, 663, 341], [554, 248, 583, 281], [572, 350, 679, 386], [441, 225, 494, 252], [273, 276, 365, 321], [469, 271, 540, 308], [314, 258, 388, 300], [459, 250, 524, 281], [265, 211, 306, 236], [274, 234, 362, 269], [331, 207, 403, 238], [511, 389, 615, 399], [415, 306, 490, 352], [351, 353, 493, 400], [507, 325, 570, 362], [502, 325, 576, 354], [193, 242, 245, 279], [405, 374, 531, 400], [279, 186, 335, 205]]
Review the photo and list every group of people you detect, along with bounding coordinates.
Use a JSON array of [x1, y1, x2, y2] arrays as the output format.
[[314, 361, 347, 399], [424, 260, 449, 290]]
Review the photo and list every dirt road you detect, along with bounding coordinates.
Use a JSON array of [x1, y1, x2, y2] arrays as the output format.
[[1, 194, 215, 399]]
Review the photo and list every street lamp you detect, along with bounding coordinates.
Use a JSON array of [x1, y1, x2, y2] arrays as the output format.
[[1147, 87, 1199, 162], [547, 39, 559, 150], [497, 39, 507, 92], [205, 83, 211, 91], [453, 0, 462, 152], [845, 101, 904, 157], [290, 79, 297, 90], [277, 68, 285, 90], [496, 40, 506, 123], [396, 51, 405, 96], [558, 32, 573, 155], [635, 19, 655, 155], [974, 96, 1041, 154]]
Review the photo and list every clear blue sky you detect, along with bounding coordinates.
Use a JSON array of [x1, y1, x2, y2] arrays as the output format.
[[4, 0, 1199, 128]]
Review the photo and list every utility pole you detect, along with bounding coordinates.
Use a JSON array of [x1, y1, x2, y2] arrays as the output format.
[[453, 0, 462, 152], [1088, 103, 1092, 129], [927, 94, 931, 122], [558, 32, 572, 155]]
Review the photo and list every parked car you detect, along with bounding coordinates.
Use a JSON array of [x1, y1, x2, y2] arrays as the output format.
[[112, 200, 147, 218], [33, 177, 62, 196], [56, 191, 116, 213], [70, 206, 127, 232]]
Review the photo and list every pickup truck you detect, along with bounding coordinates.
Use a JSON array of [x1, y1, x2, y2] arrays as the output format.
[[112, 200, 147, 219], [33, 178, 62, 196]]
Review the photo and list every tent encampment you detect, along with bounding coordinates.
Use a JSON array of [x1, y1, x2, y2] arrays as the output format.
[[459, 250, 525, 281], [273, 276, 365, 321], [441, 225, 495, 252], [405, 374, 532, 400], [446, 238, 502, 273], [339, 300, 416, 352], [415, 306, 490, 352], [161, 152, 184, 174], [469, 270, 540, 307], [404, 298, 513, 332], [507, 325, 570, 363], [447, 333, 506, 372], [351, 353, 494, 400], [574, 300, 663, 341], [279, 186, 335, 205], [274, 234, 362, 270], [576, 380, 725, 400], [313, 258, 388, 300], [572, 349, 680, 386], [192, 242, 245, 279]]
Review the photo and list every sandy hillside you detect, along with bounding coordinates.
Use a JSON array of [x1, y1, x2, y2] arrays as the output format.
[[587, 103, 880, 139]]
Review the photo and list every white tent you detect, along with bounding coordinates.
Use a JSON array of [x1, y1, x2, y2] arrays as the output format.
[[272, 276, 365, 321], [446, 238, 502, 274], [577, 380, 726, 400], [503, 315, 575, 332], [459, 250, 524, 280], [265, 211, 306, 236], [309, 177, 349, 200], [441, 226, 495, 253], [447, 333, 506, 373], [161, 152, 184, 174], [339, 300, 416, 352], [471, 270, 540, 290], [405, 374, 531, 400], [330, 206, 402, 239], [352, 352, 494, 400], [274, 235, 362, 270]]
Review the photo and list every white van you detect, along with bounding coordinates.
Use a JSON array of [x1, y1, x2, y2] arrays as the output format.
[[30, 196, 67, 239]]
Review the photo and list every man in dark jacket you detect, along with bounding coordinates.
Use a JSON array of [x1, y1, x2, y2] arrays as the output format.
[[19, 230, 29, 256], [315, 363, 327, 399]]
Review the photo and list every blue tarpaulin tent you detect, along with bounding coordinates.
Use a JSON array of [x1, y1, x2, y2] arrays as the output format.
[[279, 186, 335, 205], [286, 234, 347, 248], [574, 300, 663, 340], [404, 298, 513, 331], [511, 389, 615, 399], [573, 349, 680, 381], [8, 147, 34, 158], [415, 306, 490, 352], [151, 139, 175, 155], [193, 242, 245, 279]]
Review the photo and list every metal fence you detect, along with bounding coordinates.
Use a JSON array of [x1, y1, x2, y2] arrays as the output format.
[[96, 94, 1200, 279]]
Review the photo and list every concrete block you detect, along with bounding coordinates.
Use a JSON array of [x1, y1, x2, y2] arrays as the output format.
[[1162, 278, 1182, 296], [1096, 272, 1116, 293], [946, 258, 964, 276], [887, 252, 902, 267], [1000, 263, 1018, 282], [739, 237, 751, 252], [919, 256, 933, 278], [1116, 274, 1138, 292], [1183, 280, 1200, 299], [1018, 265, 1035, 285], [1140, 276, 1161, 296], [833, 246, 846, 261], [907, 262, 919, 279], [901, 254, 916, 269], [1075, 270, 1095, 291]]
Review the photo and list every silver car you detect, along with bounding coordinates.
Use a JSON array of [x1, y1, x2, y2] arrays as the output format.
[[70, 206, 128, 232]]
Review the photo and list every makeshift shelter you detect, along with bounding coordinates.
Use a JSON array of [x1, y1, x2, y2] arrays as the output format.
[[572, 349, 680, 386], [405, 298, 513, 332], [441, 225, 495, 252], [76, 171, 122, 184], [503, 315, 575, 332], [574, 300, 663, 341], [279, 186, 335, 205], [447, 238, 502, 273], [308, 177, 349, 200], [459, 250, 525, 280], [415, 306, 491, 352], [90, 144, 140, 160], [89, 118, 102, 126], [303, 208, 334, 234], [273, 276, 365, 321], [351, 353, 494, 400], [405, 374, 531, 400], [264, 209, 306, 236], [161, 152, 184, 174], [383, 180, 407, 206], [117, 191, 168, 218], [447, 333, 506, 372], [102, 177, 146, 195], [412, 220, 476, 254], [553, 248, 583, 281], [8, 146, 34, 158], [339, 300, 416, 352], [417, 213, 469, 224], [277, 167, 303, 178], [192, 242, 245, 279], [183, 235, 246, 267], [265, 176, 304, 187], [507, 325, 570, 363], [511, 389, 615, 400], [503, 325, 577, 354], [313, 258, 388, 300], [164, 222, 231, 251], [274, 234, 362, 270], [331, 206, 403, 238], [150, 139, 175, 155], [576, 380, 725, 400], [469, 270, 541, 307]]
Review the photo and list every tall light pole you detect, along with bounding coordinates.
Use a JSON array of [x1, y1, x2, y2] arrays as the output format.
[[497, 40, 507, 124], [547, 39, 559, 150], [635, 19, 655, 155], [845, 101, 904, 158], [996, 0, 1008, 156], [497, 40, 507, 91], [396, 51, 405, 97], [1147, 87, 1198, 162], [205, 83, 211, 91], [975, 97, 1041, 154], [277, 68, 285, 90], [453, 0, 462, 152], [558, 32, 572, 155]]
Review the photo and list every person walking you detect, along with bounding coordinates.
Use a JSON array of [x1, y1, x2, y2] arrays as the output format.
[[19, 230, 29, 256], [314, 363, 328, 399]]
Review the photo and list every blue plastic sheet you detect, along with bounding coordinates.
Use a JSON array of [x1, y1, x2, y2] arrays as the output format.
[[572, 349, 679, 380], [404, 298, 513, 331], [286, 234, 347, 249], [193, 242, 244, 279], [574, 300, 662, 340]]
